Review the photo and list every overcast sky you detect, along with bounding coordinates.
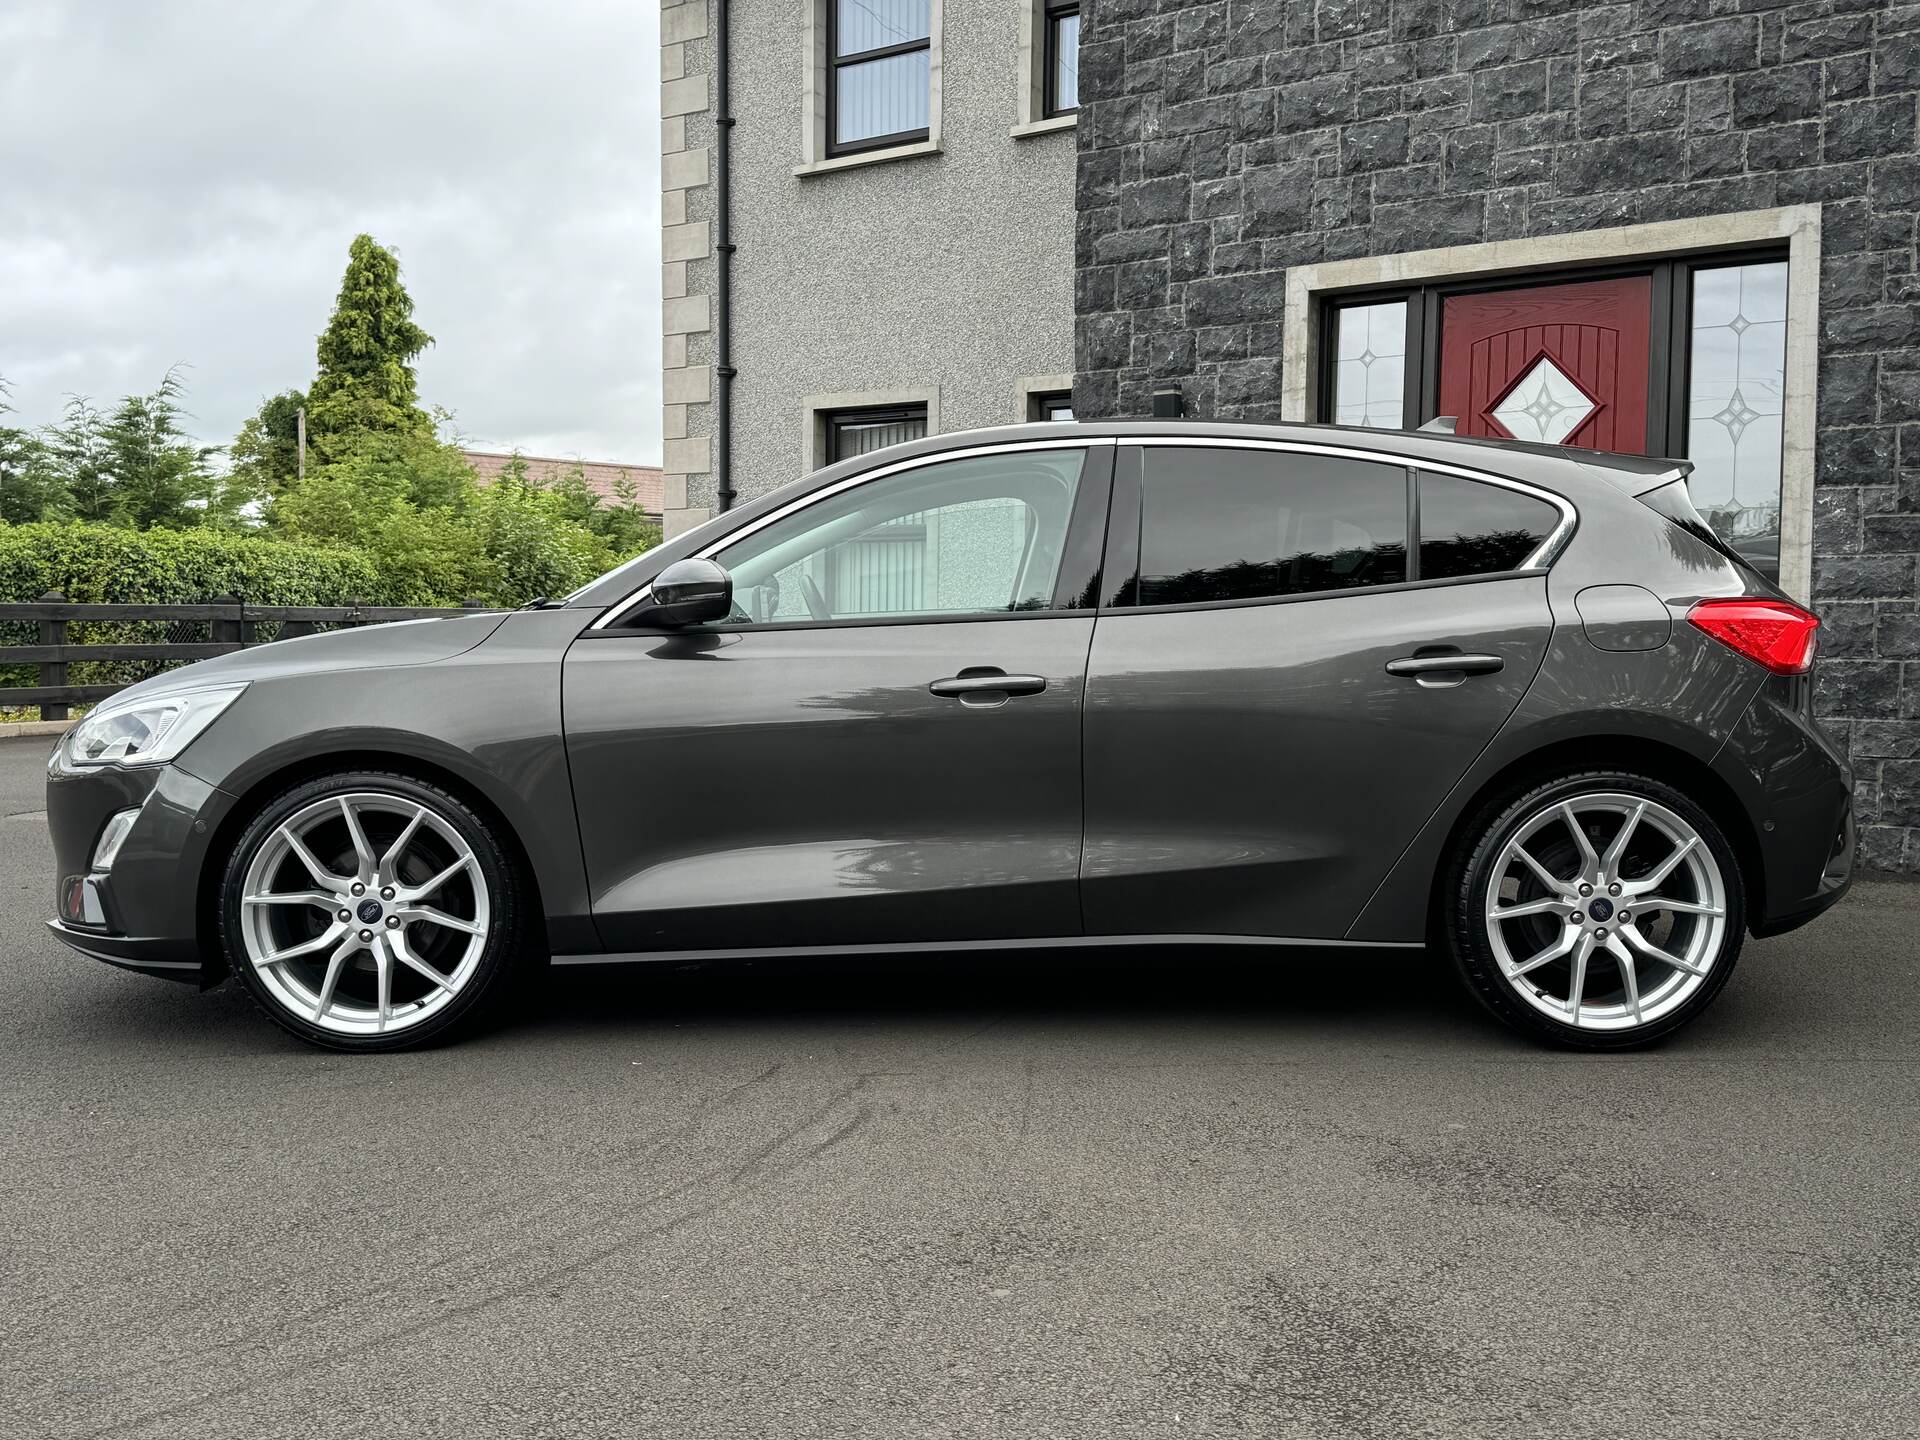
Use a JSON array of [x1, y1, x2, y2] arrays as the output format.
[[0, 0, 661, 465]]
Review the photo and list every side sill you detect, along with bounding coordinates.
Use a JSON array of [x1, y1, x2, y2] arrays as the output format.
[[552, 934, 1427, 967]]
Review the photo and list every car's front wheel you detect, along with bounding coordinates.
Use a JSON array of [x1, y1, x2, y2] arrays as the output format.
[[218, 770, 530, 1051], [1447, 770, 1745, 1049]]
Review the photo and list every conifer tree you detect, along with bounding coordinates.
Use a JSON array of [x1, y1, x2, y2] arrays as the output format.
[[305, 234, 435, 454]]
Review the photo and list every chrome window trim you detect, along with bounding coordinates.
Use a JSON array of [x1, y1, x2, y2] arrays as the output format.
[[591, 436, 1115, 630], [1125, 435, 1580, 572]]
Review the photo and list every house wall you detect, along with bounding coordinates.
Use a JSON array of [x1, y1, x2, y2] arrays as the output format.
[[659, 0, 1078, 537], [1071, 0, 1920, 871]]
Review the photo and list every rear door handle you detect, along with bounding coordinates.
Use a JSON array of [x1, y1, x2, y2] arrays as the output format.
[[930, 669, 1048, 700], [1385, 653, 1505, 677]]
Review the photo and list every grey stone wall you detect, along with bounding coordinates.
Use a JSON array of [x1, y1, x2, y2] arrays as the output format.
[[1072, 0, 1920, 871]]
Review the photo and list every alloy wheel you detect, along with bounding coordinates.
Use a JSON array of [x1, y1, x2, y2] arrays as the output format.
[[1483, 790, 1728, 1033], [237, 791, 492, 1036]]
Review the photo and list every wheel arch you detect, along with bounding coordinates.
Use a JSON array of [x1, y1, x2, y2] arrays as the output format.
[[1422, 733, 1765, 942], [196, 747, 551, 985]]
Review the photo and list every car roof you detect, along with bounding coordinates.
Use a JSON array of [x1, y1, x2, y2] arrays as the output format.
[[919, 419, 1689, 496]]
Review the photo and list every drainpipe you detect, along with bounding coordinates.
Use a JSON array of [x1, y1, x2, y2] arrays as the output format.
[[713, 0, 737, 511]]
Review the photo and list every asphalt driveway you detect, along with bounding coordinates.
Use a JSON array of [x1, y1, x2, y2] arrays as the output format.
[[1, 733, 1914, 1439]]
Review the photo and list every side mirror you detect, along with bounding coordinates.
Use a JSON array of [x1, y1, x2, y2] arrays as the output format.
[[649, 557, 733, 627]]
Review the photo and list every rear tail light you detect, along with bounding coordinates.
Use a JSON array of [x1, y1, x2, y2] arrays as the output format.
[[1686, 597, 1820, 675]]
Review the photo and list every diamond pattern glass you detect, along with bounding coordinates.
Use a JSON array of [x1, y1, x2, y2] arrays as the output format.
[[1332, 301, 1406, 429], [1687, 261, 1787, 578], [1488, 357, 1596, 444]]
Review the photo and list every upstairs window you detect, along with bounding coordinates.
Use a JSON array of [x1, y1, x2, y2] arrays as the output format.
[[1045, 4, 1079, 116], [824, 403, 928, 463], [830, 0, 932, 155]]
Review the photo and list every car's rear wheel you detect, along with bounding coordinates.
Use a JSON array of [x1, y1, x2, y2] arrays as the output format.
[[218, 770, 529, 1051], [1447, 770, 1745, 1049]]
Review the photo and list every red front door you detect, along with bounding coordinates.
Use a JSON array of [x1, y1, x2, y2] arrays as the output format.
[[1440, 276, 1653, 454]]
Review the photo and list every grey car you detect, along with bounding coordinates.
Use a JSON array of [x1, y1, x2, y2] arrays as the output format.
[[44, 421, 1852, 1052]]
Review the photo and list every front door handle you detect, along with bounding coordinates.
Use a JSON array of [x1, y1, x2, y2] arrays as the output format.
[[930, 669, 1048, 701], [1385, 653, 1505, 678]]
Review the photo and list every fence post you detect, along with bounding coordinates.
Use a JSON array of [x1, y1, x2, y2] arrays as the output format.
[[210, 593, 242, 650], [462, 598, 486, 609], [37, 590, 68, 722]]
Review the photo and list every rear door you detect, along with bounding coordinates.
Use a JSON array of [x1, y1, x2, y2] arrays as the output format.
[[564, 440, 1112, 953], [1081, 441, 1564, 941]]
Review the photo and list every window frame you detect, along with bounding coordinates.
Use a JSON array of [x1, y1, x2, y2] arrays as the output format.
[[826, 0, 934, 158], [1042, 2, 1079, 119], [1314, 244, 1790, 475], [1098, 438, 1576, 617], [1028, 390, 1075, 423], [822, 402, 930, 464], [589, 439, 1118, 634]]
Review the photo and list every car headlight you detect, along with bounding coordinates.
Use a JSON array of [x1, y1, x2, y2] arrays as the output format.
[[59, 683, 248, 768]]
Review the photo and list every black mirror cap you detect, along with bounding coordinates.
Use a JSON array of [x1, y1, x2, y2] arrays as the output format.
[[649, 557, 733, 626]]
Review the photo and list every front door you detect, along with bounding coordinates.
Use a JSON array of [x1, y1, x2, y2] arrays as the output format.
[[1081, 443, 1560, 941], [564, 443, 1109, 954], [1440, 276, 1653, 453]]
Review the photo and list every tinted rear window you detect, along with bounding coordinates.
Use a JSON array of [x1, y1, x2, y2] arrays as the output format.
[[1418, 472, 1560, 580], [1137, 449, 1408, 606]]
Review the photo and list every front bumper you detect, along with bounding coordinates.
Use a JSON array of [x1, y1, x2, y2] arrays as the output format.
[[45, 755, 234, 986]]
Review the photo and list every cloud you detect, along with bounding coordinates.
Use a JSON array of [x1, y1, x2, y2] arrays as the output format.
[[0, 0, 661, 464]]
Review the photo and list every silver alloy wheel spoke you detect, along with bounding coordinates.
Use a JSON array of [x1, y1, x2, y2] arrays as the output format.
[[1624, 836, 1698, 896], [1493, 896, 1570, 921], [1616, 921, 1709, 978], [1561, 802, 1601, 876], [259, 925, 345, 966], [1484, 790, 1726, 1033], [399, 904, 485, 936], [1633, 894, 1723, 917], [1566, 929, 1593, 1019], [340, 797, 378, 879], [1512, 843, 1571, 896], [1508, 925, 1578, 979], [389, 930, 453, 992], [314, 936, 357, 1021], [1605, 933, 1644, 1023], [280, 826, 348, 894], [1599, 801, 1646, 883], [240, 789, 491, 1037], [243, 890, 339, 911], [378, 806, 427, 887]]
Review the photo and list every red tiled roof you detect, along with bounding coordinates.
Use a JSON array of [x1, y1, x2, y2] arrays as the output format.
[[463, 450, 663, 516]]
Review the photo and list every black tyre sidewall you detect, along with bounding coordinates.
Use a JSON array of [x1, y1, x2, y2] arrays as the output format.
[[218, 770, 527, 1052], [1446, 769, 1745, 1051]]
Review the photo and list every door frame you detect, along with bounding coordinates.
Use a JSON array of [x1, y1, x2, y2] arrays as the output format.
[[1279, 205, 1823, 601], [588, 437, 1118, 632], [1097, 437, 1578, 618]]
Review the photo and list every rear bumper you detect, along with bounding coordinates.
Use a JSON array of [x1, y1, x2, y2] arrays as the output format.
[[1711, 673, 1854, 937]]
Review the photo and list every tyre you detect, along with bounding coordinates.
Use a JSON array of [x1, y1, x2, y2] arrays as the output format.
[[1445, 770, 1745, 1050], [217, 770, 531, 1052]]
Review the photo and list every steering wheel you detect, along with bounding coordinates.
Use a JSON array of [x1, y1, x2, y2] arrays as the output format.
[[799, 573, 832, 622]]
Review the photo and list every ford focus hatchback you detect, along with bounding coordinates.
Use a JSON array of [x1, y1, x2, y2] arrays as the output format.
[[45, 422, 1853, 1051]]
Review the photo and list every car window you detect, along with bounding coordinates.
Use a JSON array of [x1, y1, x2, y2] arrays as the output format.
[[1418, 471, 1561, 579], [710, 449, 1086, 625], [1134, 448, 1408, 606]]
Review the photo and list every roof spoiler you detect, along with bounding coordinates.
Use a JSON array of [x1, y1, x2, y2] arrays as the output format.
[[1417, 416, 1458, 434]]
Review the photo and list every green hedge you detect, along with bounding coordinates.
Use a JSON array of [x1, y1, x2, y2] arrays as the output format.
[[0, 522, 388, 606], [0, 524, 412, 714]]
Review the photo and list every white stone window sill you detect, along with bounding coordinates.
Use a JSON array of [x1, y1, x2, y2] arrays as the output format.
[[793, 139, 942, 178], [1010, 113, 1077, 139]]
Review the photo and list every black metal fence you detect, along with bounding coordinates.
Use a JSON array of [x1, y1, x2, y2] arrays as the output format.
[[0, 592, 488, 720]]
